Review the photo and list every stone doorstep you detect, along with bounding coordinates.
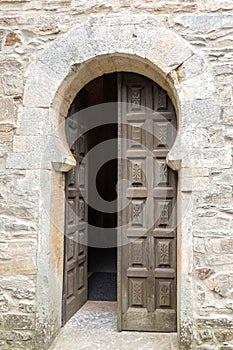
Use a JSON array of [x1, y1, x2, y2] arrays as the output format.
[[49, 328, 178, 350], [49, 301, 178, 350], [79, 300, 117, 312]]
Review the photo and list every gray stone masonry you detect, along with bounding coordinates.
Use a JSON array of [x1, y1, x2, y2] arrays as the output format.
[[0, 1, 232, 349]]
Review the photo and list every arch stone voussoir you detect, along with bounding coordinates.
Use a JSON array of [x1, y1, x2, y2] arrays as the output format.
[[23, 15, 216, 173], [24, 15, 213, 111]]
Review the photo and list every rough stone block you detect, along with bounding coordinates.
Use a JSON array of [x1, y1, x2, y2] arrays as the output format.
[[0, 158, 6, 170], [219, 85, 232, 105], [0, 97, 17, 122], [196, 317, 233, 329], [0, 330, 33, 341], [6, 150, 48, 170], [177, 73, 216, 101], [181, 177, 210, 192], [222, 106, 233, 125], [180, 168, 209, 178], [180, 99, 220, 128], [17, 107, 49, 135], [199, 329, 213, 341], [19, 302, 35, 314], [0, 124, 15, 143], [207, 272, 233, 298], [219, 345, 233, 350], [197, 345, 215, 350], [13, 135, 27, 152], [194, 238, 206, 254], [147, 28, 193, 72], [0, 290, 10, 313], [4, 32, 21, 46], [0, 259, 36, 275], [23, 62, 61, 108], [0, 60, 23, 96], [214, 329, 233, 343], [11, 288, 34, 300], [180, 55, 206, 80], [4, 314, 34, 330]]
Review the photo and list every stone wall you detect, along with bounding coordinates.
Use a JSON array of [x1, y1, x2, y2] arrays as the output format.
[[0, 1, 233, 350]]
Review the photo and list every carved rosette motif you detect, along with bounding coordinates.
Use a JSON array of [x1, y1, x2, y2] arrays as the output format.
[[130, 279, 144, 306], [130, 87, 141, 110], [79, 199, 85, 220], [78, 165, 85, 188], [158, 89, 168, 110], [159, 281, 171, 307], [78, 136, 85, 155], [78, 231, 85, 254], [70, 167, 76, 185], [158, 124, 167, 146], [67, 270, 74, 297], [132, 161, 142, 184], [68, 199, 75, 224], [132, 201, 143, 226], [159, 201, 169, 226], [159, 162, 168, 184], [158, 241, 170, 266], [132, 125, 142, 145], [131, 240, 143, 265], [78, 264, 84, 289]]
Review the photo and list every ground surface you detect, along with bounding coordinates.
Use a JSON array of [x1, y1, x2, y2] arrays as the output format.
[[49, 301, 178, 350]]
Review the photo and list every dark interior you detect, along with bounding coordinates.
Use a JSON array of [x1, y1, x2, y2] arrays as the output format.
[[74, 73, 118, 301]]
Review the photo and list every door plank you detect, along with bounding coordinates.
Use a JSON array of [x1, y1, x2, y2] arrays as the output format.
[[63, 107, 88, 324], [118, 72, 177, 332]]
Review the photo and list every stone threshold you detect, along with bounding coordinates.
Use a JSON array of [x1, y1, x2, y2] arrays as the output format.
[[49, 301, 178, 350]]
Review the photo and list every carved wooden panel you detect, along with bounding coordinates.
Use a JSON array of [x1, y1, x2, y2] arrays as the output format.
[[128, 86, 144, 111], [78, 264, 84, 290], [66, 238, 75, 261], [154, 199, 172, 227], [70, 167, 76, 185], [78, 164, 85, 189], [67, 268, 75, 298], [158, 89, 168, 111], [153, 84, 171, 111], [78, 135, 85, 155], [129, 278, 146, 307], [79, 199, 85, 221], [154, 122, 169, 148], [127, 122, 145, 150], [132, 125, 142, 145], [78, 231, 85, 255], [67, 199, 75, 224], [129, 239, 147, 267], [131, 200, 144, 227], [132, 161, 142, 184], [158, 281, 171, 307], [154, 159, 169, 187], [156, 240, 171, 267], [160, 202, 170, 226], [128, 159, 146, 187]]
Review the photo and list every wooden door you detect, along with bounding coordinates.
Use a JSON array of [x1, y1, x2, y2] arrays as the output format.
[[118, 73, 177, 332], [63, 108, 88, 323]]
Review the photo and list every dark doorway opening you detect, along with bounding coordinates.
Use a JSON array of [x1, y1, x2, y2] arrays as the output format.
[[75, 73, 118, 302]]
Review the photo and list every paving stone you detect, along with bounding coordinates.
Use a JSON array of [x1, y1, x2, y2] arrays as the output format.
[[49, 302, 178, 350]]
